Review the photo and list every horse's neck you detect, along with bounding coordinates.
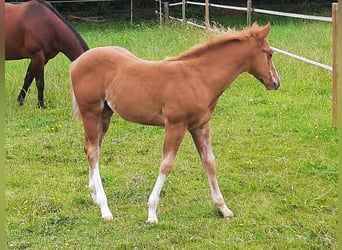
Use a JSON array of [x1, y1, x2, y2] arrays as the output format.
[[56, 23, 87, 61], [189, 41, 251, 94]]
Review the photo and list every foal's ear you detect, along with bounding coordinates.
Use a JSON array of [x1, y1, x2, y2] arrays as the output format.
[[257, 22, 271, 39]]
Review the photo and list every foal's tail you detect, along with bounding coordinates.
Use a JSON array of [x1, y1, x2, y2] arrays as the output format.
[[71, 87, 82, 120], [70, 65, 82, 120]]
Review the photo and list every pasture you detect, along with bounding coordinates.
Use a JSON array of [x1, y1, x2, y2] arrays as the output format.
[[5, 20, 337, 249]]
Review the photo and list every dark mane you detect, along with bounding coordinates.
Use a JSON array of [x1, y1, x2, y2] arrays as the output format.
[[167, 24, 262, 61], [37, 0, 89, 52]]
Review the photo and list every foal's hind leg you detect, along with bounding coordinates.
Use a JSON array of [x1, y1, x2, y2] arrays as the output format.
[[82, 105, 113, 220], [147, 122, 187, 224], [99, 102, 113, 147], [190, 122, 234, 219]]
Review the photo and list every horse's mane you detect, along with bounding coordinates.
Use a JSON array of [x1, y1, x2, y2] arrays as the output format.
[[167, 24, 263, 61], [36, 0, 89, 51]]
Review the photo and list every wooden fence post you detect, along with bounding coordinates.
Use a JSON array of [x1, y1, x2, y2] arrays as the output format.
[[332, 3, 338, 127], [130, 0, 133, 24], [182, 0, 186, 24], [247, 0, 252, 26], [205, 0, 209, 30], [158, 0, 162, 25], [164, 2, 169, 23]]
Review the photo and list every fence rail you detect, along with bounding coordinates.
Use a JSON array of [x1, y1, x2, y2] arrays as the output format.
[[271, 47, 332, 71], [185, 1, 333, 22], [252, 8, 332, 22]]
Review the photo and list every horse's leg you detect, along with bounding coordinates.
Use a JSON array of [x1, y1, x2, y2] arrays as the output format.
[[83, 107, 113, 220], [17, 62, 35, 106], [18, 53, 46, 108], [31, 53, 45, 108], [190, 122, 234, 218], [35, 68, 45, 109], [147, 123, 187, 224]]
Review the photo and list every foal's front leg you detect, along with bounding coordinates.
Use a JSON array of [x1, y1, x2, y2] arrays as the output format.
[[147, 123, 187, 224], [190, 123, 234, 218]]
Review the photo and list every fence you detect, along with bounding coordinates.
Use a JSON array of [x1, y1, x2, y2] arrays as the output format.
[[11, 0, 153, 24], [155, 0, 338, 127]]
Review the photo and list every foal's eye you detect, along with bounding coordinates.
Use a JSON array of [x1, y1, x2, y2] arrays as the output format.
[[268, 53, 273, 58]]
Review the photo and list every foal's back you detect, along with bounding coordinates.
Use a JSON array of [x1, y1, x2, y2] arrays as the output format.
[[71, 46, 210, 127], [71, 45, 185, 91]]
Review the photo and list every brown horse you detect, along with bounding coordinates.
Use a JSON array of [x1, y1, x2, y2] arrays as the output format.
[[5, 0, 89, 108], [70, 22, 280, 222]]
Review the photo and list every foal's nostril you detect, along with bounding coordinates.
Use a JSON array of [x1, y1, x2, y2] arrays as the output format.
[[273, 80, 280, 90]]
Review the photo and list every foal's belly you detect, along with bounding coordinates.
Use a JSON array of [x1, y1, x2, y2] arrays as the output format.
[[106, 100, 165, 127]]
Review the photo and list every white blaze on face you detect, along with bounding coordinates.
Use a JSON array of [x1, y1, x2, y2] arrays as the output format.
[[271, 61, 281, 87]]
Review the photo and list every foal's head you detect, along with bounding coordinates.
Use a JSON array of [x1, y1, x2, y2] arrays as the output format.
[[246, 23, 280, 90]]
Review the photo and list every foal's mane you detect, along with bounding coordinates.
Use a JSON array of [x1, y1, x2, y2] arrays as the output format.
[[167, 24, 263, 61], [36, 0, 89, 52]]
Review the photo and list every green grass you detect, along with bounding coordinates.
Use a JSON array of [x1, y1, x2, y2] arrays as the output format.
[[5, 20, 337, 249]]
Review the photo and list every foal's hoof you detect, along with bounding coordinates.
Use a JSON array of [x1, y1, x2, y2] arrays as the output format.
[[146, 218, 158, 225], [223, 210, 234, 219], [101, 209, 114, 221], [220, 205, 234, 219], [102, 214, 114, 221]]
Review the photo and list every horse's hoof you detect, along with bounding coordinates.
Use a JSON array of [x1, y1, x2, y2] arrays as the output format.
[[17, 97, 24, 106], [38, 103, 46, 109]]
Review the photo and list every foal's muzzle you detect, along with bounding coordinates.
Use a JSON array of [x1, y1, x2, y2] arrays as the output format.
[[266, 76, 280, 90], [272, 78, 280, 90]]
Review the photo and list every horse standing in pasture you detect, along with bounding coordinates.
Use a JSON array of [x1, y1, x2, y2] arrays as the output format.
[[70, 22, 280, 223], [5, 0, 89, 108]]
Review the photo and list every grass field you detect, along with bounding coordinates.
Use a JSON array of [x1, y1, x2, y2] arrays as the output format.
[[5, 19, 337, 249]]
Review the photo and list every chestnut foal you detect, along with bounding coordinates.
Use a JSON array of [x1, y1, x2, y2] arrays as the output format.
[[70, 22, 280, 223]]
